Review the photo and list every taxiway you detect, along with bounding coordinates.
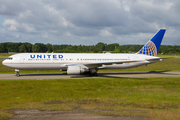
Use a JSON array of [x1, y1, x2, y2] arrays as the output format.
[[0, 71, 180, 80]]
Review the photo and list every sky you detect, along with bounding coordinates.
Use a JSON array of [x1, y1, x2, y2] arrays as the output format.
[[0, 0, 180, 45]]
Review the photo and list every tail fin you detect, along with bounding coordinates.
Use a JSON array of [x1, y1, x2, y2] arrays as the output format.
[[137, 29, 166, 56]]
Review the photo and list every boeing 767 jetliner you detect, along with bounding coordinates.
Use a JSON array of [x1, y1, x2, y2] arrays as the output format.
[[3, 29, 167, 76]]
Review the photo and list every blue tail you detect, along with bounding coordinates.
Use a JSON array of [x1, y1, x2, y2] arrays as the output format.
[[137, 29, 166, 56]]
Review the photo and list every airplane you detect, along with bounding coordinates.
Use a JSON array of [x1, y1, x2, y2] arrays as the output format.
[[2, 29, 168, 77]]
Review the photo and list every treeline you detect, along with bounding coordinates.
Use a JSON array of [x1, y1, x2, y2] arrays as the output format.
[[0, 42, 180, 54]]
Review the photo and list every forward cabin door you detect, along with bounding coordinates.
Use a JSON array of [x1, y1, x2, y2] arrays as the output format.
[[20, 56, 24, 63]]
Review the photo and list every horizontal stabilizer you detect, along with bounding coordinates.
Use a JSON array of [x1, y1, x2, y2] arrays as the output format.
[[145, 57, 180, 61]]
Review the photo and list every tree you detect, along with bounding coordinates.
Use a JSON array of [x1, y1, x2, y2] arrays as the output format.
[[106, 43, 119, 51], [6, 42, 22, 52], [94, 42, 105, 53], [77, 45, 83, 53], [32, 44, 41, 52], [24, 42, 32, 52], [32, 43, 47, 52], [0, 44, 6, 53], [19, 44, 27, 52], [46, 43, 52, 53]]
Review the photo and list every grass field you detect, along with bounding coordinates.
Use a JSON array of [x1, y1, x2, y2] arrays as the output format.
[[0, 54, 180, 120], [0, 77, 180, 120]]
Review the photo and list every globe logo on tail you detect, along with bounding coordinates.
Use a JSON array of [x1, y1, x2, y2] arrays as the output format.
[[137, 41, 157, 56]]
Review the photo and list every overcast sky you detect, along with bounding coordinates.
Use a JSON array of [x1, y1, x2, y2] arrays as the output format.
[[0, 0, 180, 45]]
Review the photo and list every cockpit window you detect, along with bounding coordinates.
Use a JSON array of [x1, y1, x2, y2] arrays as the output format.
[[7, 57, 13, 60]]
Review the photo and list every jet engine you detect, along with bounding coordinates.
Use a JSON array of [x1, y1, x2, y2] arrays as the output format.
[[67, 66, 88, 75]]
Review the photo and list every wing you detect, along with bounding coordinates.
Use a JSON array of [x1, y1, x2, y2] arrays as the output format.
[[66, 60, 141, 68]]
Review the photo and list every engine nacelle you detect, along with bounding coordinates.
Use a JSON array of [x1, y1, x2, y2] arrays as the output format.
[[67, 66, 87, 75]]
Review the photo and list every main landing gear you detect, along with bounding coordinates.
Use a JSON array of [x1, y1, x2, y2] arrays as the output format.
[[15, 69, 20, 77], [89, 68, 98, 77]]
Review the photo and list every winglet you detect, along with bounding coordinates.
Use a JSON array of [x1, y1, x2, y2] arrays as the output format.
[[137, 29, 166, 56]]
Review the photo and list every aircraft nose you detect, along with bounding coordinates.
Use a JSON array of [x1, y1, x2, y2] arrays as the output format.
[[2, 60, 6, 65], [2, 60, 9, 65]]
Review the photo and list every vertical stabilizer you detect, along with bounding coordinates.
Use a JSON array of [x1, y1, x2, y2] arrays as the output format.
[[137, 29, 166, 56]]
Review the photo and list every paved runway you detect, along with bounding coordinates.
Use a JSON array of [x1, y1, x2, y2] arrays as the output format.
[[0, 57, 7, 60], [0, 71, 180, 80]]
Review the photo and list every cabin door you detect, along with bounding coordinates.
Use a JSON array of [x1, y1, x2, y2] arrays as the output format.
[[20, 56, 24, 63]]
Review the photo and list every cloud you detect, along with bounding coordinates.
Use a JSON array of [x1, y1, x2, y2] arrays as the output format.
[[0, 0, 180, 45], [3, 19, 19, 31], [8, 25, 18, 31], [99, 29, 112, 37], [3, 19, 18, 26]]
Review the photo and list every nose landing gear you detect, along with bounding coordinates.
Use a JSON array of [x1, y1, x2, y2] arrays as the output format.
[[15, 69, 20, 77]]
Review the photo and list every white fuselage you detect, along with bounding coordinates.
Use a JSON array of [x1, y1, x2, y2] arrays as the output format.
[[2, 53, 159, 71]]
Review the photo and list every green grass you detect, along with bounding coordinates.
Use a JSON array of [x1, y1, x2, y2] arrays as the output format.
[[0, 53, 13, 57], [0, 77, 180, 120], [0, 54, 180, 120]]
